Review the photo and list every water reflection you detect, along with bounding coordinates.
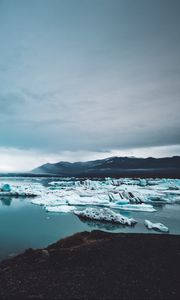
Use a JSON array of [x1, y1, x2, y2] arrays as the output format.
[[77, 216, 135, 231], [0, 196, 25, 207], [0, 197, 12, 206], [151, 203, 164, 211]]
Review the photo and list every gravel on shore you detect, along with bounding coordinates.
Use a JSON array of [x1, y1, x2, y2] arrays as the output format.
[[0, 230, 180, 299]]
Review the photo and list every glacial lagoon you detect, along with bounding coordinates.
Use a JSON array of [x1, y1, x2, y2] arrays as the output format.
[[0, 176, 180, 261]]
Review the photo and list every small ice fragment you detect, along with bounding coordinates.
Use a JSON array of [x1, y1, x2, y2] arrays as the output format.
[[144, 219, 169, 232]]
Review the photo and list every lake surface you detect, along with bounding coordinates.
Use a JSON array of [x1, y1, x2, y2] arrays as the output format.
[[0, 177, 180, 261]]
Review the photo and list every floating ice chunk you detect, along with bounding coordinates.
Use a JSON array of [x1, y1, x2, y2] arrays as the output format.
[[122, 190, 144, 204], [83, 179, 99, 190], [48, 181, 59, 186], [45, 205, 76, 213], [67, 195, 110, 206], [146, 180, 158, 186], [76, 189, 94, 197], [74, 207, 137, 226], [110, 203, 156, 212], [139, 179, 147, 186], [10, 177, 179, 213], [75, 181, 82, 187], [0, 182, 39, 197], [144, 220, 169, 232], [31, 197, 68, 206], [1, 183, 11, 192], [146, 195, 176, 204]]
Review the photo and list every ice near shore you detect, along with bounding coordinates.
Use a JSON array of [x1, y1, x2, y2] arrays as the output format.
[[144, 220, 169, 232]]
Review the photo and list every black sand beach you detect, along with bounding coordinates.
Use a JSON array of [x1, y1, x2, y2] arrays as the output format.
[[0, 230, 180, 299]]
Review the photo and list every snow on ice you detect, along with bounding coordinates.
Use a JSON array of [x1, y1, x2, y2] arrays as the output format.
[[75, 207, 137, 226], [0, 178, 180, 229], [144, 220, 169, 232]]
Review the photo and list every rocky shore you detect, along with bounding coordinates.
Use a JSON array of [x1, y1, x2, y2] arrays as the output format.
[[0, 230, 180, 299]]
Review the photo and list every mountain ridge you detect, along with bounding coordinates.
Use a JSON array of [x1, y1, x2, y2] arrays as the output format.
[[31, 156, 180, 178]]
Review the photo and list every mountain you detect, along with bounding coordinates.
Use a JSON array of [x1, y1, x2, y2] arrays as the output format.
[[31, 156, 180, 178]]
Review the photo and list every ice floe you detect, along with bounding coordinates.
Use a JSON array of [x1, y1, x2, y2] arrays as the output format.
[[144, 220, 169, 232], [46, 205, 76, 213], [74, 207, 137, 226], [0, 183, 37, 197], [1, 178, 180, 224], [110, 203, 156, 212]]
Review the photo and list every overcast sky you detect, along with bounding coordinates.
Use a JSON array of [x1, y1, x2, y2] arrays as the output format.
[[0, 0, 180, 171]]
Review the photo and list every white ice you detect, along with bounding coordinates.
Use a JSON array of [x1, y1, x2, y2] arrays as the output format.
[[1, 178, 179, 218], [0, 182, 39, 197], [46, 205, 76, 213], [74, 207, 137, 226], [110, 203, 156, 212], [144, 219, 169, 232]]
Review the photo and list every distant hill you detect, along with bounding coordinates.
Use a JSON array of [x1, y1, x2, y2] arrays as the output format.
[[31, 156, 180, 178]]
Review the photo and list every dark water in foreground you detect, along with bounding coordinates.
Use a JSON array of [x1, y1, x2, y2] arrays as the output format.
[[0, 177, 180, 261]]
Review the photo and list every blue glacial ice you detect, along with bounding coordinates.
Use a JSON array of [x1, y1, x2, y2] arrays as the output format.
[[1, 178, 180, 219], [0, 183, 38, 197]]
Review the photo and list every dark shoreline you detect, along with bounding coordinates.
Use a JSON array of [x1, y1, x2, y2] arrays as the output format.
[[0, 230, 180, 299]]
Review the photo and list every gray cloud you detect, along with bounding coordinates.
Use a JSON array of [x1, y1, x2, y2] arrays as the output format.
[[0, 0, 179, 157]]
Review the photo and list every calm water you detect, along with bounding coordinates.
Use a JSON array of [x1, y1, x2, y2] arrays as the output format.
[[0, 177, 180, 261]]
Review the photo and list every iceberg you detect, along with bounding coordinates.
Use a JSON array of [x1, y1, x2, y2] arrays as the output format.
[[31, 197, 68, 206], [1, 183, 11, 192], [74, 207, 137, 226], [65, 193, 110, 206], [0, 182, 39, 197], [144, 220, 169, 232], [4, 177, 178, 216], [138, 179, 147, 186], [110, 203, 156, 212]]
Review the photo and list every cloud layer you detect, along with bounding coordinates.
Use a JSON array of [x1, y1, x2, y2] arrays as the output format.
[[0, 0, 180, 170], [0, 145, 180, 173]]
